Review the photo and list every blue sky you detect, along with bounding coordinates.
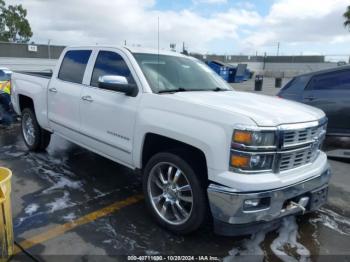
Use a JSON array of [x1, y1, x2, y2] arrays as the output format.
[[7, 0, 350, 56], [154, 0, 273, 16]]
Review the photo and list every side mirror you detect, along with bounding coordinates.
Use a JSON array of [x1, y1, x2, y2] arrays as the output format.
[[98, 75, 137, 96]]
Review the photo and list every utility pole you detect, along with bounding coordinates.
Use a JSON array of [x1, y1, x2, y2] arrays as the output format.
[[277, 42, 280, 56], [124, 40, 127, 46], [182, 42, 188, 55], [48, 39, 51, 59]]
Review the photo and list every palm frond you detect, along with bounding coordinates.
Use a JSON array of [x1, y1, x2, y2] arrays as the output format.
[[344, 6, 350, 28]]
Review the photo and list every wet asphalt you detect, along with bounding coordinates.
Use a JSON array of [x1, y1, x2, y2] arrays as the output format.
[[0, 78, 349, 261]]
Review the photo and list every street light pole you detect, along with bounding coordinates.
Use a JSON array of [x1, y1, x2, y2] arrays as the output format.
[[48, 39, 51, 59]]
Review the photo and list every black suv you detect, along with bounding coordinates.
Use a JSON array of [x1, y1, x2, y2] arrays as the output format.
[[278, 66, 350, 136]]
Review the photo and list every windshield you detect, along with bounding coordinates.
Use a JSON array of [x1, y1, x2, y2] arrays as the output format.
[[133, 53, 233, 93]]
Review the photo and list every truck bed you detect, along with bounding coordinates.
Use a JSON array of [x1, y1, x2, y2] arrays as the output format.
[[11, 70, 52, 130], [14, 70, 53, 79]]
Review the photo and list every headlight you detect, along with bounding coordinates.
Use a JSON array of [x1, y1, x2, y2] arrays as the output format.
[[230, 151, 274, 172], [232, 130, 275, 148], [230, 128, 276, 173]]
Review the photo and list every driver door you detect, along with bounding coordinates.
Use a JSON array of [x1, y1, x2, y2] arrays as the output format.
[[79, 50, 140, 165]]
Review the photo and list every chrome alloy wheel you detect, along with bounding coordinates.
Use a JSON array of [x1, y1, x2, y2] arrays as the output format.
[[147, 162, 194, 225], [22, 112, 36, 146]]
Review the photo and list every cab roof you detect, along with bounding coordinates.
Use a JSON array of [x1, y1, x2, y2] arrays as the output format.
[[67, 45, 187, 58], [297, 64, 350, 78]]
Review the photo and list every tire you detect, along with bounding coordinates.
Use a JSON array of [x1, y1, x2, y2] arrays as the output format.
[[143, 152, 207, 234], [21, 108, 51, 151]]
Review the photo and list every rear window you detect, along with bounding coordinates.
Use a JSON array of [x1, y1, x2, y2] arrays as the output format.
[[58, 50, 92, 84], [307, 69, 350, 91]]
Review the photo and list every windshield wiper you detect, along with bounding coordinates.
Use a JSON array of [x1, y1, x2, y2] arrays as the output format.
[[158, 87, 187, 94], [158, 87, 231, 94], [212, 87, 231, 92]]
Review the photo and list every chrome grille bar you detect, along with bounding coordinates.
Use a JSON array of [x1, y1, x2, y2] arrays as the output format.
[[277, 119, 327, 173]]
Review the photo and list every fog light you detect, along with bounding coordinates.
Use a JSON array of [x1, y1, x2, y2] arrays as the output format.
[[244, 199, 260, 208], [243, 197, 270, 211]]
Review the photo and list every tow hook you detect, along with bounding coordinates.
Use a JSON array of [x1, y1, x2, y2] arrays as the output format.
[[285, 197, 309, 215]]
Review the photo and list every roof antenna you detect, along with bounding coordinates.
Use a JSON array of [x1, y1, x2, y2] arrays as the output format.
[[157, 16, 160, 91]]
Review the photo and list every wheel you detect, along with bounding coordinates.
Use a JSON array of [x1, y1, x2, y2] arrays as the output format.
[[21, 108, 51, 151], [143, 152, 207, 234]]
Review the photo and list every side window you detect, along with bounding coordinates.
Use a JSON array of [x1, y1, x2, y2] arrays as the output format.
[[58, 50, 92, 84], [307, 70, 350, 91], [90, 51, 135, 87], [282, 75, 310, 93]]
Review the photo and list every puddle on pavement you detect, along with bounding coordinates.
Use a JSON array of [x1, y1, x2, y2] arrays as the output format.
[[1, 127, 350, 257], [224, 209, 350, 260], [310, 207, 350, 236]]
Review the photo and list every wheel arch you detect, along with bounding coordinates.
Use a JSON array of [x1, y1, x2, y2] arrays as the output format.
[[18, 94, 35, 114], [141, 133, 208, 183]]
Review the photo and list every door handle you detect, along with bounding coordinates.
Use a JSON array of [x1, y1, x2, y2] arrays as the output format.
[[49, 87, 57, 93], [81, 95, 93, 102]]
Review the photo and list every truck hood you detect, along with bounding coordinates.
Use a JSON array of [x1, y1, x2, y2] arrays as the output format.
[[170, 91, 325, 126]]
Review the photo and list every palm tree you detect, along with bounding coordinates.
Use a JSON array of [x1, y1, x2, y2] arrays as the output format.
[[344, 5, 350, 30]]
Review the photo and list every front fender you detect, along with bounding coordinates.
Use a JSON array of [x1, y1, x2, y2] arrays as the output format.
[[133, 108, 231, 177]]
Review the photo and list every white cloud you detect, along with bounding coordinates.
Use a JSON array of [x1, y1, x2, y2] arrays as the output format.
[[6, 0, 260, 53], [5, 0, 350, 54], [243, 0, 350, 54]]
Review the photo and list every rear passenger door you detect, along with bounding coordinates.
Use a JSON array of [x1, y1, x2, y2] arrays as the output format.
[[303, 69, 350, 134], [79, 49, 140, 165], [48, 49, 92, 140]]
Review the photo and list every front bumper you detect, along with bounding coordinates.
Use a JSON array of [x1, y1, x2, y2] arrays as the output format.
[[207, 168, 331, 236]]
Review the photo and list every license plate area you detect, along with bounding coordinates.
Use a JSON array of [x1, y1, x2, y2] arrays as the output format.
[[308, 186, 328, 210]]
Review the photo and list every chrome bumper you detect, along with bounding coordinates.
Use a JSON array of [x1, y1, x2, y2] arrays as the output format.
[[207, 168, 331, 235]]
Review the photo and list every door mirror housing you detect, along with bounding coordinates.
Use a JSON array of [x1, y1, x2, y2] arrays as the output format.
[[98, 75, 137, 96]]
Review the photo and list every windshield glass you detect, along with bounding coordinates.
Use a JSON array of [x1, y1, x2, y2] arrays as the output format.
[[133, 53, 233, 93]]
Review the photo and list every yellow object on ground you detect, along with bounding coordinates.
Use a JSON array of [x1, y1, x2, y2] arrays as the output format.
[[0, 167, 13, 261], [0, 81, 11, 95]]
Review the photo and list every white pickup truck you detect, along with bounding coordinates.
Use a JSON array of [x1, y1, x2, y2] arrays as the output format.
[[11, 46, 331, 236]]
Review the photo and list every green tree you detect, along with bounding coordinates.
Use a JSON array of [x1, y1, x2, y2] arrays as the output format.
[[344, 5, 350, 30], [0, 1, 5, 35], [0, 1, 32, 43]]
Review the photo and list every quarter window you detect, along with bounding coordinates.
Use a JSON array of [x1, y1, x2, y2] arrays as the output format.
[[58, 50, 92, 84], [91, 51, 135, 87]]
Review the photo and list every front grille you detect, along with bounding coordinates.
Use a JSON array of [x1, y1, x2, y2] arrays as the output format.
[[278, 121, 326, 172], [279, 147, 317, 172], [283, 124, 326, 148], [230, 118, 327, 174]]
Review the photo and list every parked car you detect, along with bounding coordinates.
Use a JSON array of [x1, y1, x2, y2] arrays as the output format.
[[11, 46, 330, 236], [278, 66, 350, 136]]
